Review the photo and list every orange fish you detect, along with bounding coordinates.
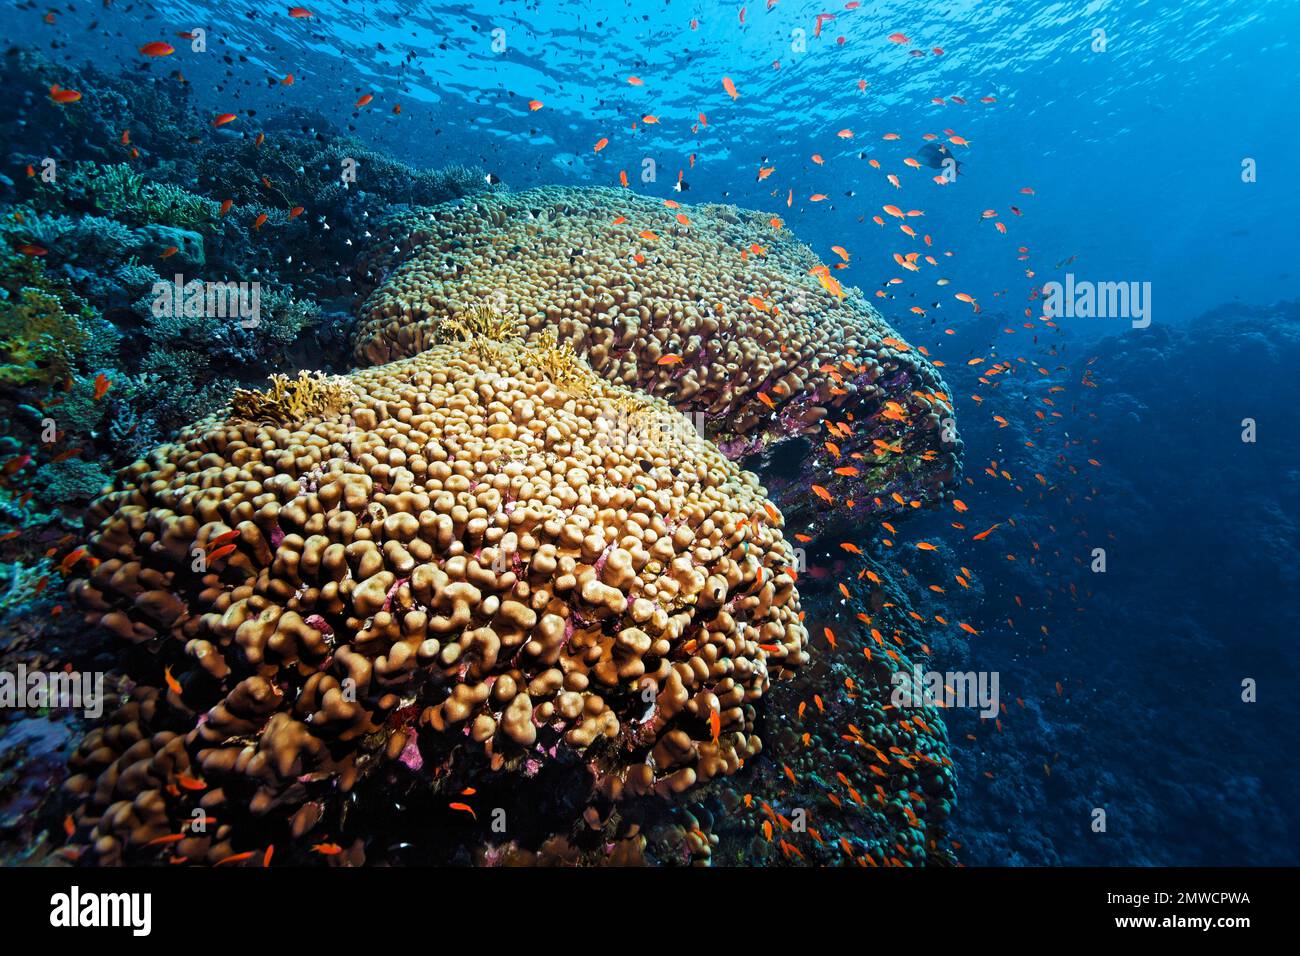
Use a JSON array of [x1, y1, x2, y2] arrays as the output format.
[[657, 354, 683, 366], [288, 6, 315, 17], [355, 93, 374, 108], [206, 542, 238, 562], [177, 773, 206, 791], [219, 199, 233, 216], [48, 85, 82, 104], [252, 213, 268, 231], [722, 76, 739, 100], [93, 373, 112, 400], [139, 41, 175, 57], [213, 113, 238, 126], [594, 137, 608, 152], [449, 802, 477, 820], [528, 100, 544, 111]]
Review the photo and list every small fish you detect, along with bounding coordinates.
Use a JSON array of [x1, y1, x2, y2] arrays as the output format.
[[49, 85, 82, 104], [146, 833, 187, 847], [164, 665, 182, 695], [206, 542, 238, 562], [58, 548, 88, 574], [355, 93, 374, 108], [449, 802, 477, 820], [311, 843, 344, 855], [214, 851, 257, 867], [288, 7, 315, 18], [139, 41, 175, 57], [209, 528, 242, 549], [657, 354, 684, 366], [528, 100, 544, 111], [219, 199, 233, 216], [252, 213, 268, 231], [213, 113, 238, 126], [289, 206, 305, 219], [722, 76, 739, 100], [93, 372, 112, 400]]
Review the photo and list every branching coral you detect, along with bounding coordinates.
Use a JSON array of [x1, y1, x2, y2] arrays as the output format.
[[0, 558, 54, 615], [0, 288, 89, 386], [229, 370, 355, 423], [436, 304, 524, 345], [39, 163, 219, 230], [528, 327, 598, 396]]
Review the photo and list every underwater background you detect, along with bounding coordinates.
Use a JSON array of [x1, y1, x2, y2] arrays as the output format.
[[0, 0, 1296, 867]]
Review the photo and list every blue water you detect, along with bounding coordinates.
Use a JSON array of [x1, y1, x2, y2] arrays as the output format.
[[10, 0, 1296, 321]]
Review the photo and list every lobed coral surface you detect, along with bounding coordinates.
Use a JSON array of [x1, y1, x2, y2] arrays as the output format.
[[353, 186, 962, 529], [62, 332, 808, 864]]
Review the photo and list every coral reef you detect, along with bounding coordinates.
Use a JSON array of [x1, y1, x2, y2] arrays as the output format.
[[61, 333, 808, 864], [353, 186, 962, 528], [229, 370, 356, 423]]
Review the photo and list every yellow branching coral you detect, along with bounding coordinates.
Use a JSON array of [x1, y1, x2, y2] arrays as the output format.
[[527, 327, 597, 395], [436, 304, 523, 345], [229, 370, 354, 423]]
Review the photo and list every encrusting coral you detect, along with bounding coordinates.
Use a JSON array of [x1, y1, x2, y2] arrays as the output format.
[[62, 331, 808, 865], [353, 186, 962, 529]]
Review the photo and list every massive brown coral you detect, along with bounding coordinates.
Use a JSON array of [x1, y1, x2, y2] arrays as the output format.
[[62, 333, 808, 864], [352, 186, 962, 530]]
